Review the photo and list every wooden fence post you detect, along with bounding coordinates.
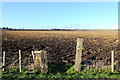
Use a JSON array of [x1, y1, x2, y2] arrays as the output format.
[[19, 50, 22, 72], [31, 51, 35, 70], [111, 51, 114, 72], [74, 38, 83, 72], [32, 51, 34, 60], [40, 50, 48, 73], [2, 51, 5, 71], [34, 50, 48, 73]]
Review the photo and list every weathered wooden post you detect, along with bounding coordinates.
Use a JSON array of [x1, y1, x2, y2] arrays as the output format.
[[111, 51, 114, 72], [40, 50, 48, 73], [19, 50, 22, 72], [74, 38, 83, 72], [2, 51, 6, 71], [31, 51, 35, 60], [34, 51, 40, 69], [34, 50, 48, 73]]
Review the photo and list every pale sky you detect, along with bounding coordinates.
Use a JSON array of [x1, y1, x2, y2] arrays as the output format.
[[2, 2, 118, 29]]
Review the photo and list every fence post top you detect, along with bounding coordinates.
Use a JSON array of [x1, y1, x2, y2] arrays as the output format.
[[34, 51, 41, 53], [77, 38, 83, 41], [34, 50, 47, 53], [111, 51, 114, 53]]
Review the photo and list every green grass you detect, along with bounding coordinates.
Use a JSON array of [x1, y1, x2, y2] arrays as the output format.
[[1, 64, 120, 80]]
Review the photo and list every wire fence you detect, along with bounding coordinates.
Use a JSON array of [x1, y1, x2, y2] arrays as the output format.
[[1, 50, 119, 72], [1, 38, 119, 72]]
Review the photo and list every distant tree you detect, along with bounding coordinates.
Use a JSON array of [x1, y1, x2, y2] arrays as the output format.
[[2, 27, 14, 30]]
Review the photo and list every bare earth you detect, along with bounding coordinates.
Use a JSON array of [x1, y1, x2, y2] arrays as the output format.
[[2, 31, 120, 66]]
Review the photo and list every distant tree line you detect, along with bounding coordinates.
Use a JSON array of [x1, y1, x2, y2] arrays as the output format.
[[0, 27, 16, 30], [0, 27, 91, 31], [51, 29, 90, 31], [51, 28, 71, 31]]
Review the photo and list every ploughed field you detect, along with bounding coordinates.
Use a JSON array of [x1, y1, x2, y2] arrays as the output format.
[[2, 31, 119, 66]]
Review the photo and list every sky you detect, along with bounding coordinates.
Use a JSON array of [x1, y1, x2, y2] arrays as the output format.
[[2, 2, 118, 29]]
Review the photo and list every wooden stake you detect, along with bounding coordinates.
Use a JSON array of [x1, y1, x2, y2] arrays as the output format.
[[32, 51, 34, 60], [31, 51, 35, 69], [34, 51, 41, 69], [34, 50, 48, 73], [74, 38, 83, 72], [40, 50, 48, 73], [111, 51, 114, 72], [19, 50, 22, 72], [2, 51, 5, 71]]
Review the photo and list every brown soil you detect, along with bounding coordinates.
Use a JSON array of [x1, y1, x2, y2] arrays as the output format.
[[2, 31, 120, 66]]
